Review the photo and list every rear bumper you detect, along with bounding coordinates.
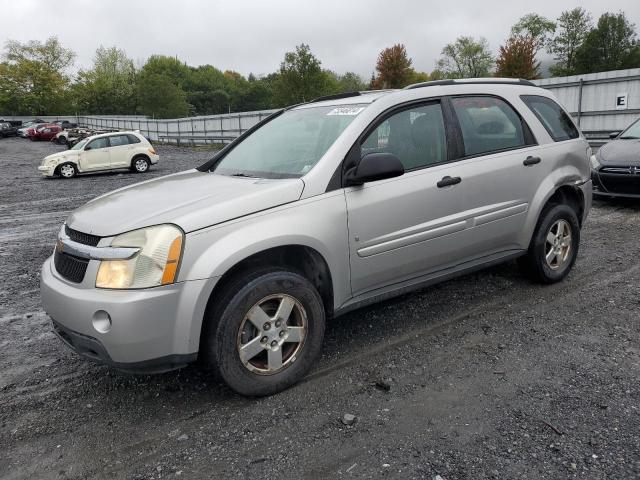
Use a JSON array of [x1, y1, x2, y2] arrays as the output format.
[[579, 179, 593, 223]]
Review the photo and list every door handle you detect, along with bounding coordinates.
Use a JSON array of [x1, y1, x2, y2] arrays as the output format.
[[523, 156, 541, 166], [437, 176, 462, 188]]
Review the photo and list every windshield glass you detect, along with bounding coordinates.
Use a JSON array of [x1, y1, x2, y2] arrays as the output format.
[[71, 138, 88, 150], [620, 119, 640, 139], [211, 104, 366, 178]]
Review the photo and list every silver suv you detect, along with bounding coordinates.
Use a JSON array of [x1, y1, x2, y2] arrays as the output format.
[[41, 79, 592, 396]]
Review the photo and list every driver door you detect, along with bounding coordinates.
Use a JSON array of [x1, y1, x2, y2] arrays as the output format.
[[79, 137, 111, 171]]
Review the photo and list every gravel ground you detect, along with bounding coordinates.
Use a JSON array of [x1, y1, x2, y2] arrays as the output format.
[[0, 137, 639, 480]]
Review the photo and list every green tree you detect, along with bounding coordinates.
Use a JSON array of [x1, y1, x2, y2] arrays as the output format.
[[74, 46, 137, 114], [374, 44, 413, 88], [437, 36, 494, 78], [136, 73, 190, 118], [549, 8, 593, 76], [511, 13, 556, 54], [273, 44, 332, 105], [335, 71, 367, 92], [574, 12, 640, 74], [0, 36, 75, 115], [495, 35, 541, 79]]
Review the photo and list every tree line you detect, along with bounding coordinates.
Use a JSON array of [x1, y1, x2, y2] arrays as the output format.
[[1, 8, 638, 118]]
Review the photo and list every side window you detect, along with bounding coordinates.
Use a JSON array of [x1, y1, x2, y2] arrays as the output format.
[[451, 96, 529, 156], [109, 135, 129, 147], [127, 134, 141, 144], [521, 95, 579, 142], [361, 102, 447, 170], [87, 137, 109, 149]]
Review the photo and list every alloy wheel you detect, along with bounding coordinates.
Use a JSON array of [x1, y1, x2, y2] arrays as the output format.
[[236, 294, 307, 375], [545, 219, 572, 270]]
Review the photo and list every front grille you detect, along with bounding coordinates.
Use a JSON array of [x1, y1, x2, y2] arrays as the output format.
[[54, 250, 89, 283], [65, 225, 100, 247], [598, 167, 640, 195]]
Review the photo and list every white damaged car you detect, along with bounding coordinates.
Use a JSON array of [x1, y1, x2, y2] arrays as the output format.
[[38, 131, 158, 178]]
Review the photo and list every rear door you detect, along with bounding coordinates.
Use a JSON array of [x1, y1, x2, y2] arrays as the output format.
[[79, 137, 111, 171], [443, 95, 545, 256], [107, 134, 135, 168]]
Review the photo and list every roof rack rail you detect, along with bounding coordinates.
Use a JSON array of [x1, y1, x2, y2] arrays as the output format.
[[404, 78, 536, 90], [311, 91, 361, 103]]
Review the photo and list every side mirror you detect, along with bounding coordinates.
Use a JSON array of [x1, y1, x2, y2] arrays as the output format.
[[346, 152, 405, 186], [609, 131, 621, 139], [84, 145, 92, 151]]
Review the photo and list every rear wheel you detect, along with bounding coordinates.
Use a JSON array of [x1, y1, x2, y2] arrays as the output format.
[[58, 162, 77, 179], [202, 269, 325, 396], [518, 204, 580, 284], [132, 156, 150, 173]]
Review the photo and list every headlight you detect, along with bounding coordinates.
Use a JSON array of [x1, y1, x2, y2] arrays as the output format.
[[96, 224, 183, 289], [42, 158, 58, 167], [590, 155, 600, 170]]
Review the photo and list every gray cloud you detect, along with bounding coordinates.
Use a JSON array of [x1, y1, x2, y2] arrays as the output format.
[[2, 0, 639, 78]]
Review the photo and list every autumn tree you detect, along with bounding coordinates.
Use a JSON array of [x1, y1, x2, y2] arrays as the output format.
[[511, 13, 556, 54], [574, 12, 640, 74], [374, 44, 413, 88], [495, 35, 541, 79], [437, 36, 494, 78]]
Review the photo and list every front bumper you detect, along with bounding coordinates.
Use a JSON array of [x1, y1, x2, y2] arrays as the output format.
[[578, 179, 593, 224], [40, 256, 215, 371], [38, 165, 55, 177], [592, 169, 640, 198], [150, 154, 159, 165]]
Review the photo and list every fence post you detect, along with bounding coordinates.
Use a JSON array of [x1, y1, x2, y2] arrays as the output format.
[[577, 78, 584, 128]]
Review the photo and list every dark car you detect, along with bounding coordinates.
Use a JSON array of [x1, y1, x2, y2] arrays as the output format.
[[591, 118, 640, 198], [53, 120, 78, 129], [0, 122, 19, 137]]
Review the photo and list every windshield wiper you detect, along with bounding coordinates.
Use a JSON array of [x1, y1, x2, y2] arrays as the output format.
[[229, 172, 258, 178]]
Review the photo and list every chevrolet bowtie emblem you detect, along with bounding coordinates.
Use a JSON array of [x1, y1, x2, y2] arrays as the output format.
[[56, 239, 64, 253]]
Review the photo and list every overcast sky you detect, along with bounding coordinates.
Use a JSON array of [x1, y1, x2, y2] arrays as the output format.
[[2, 0, 639, 78]]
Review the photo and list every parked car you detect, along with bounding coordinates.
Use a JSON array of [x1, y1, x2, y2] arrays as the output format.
[[41, 79, 592, 396], [27, 123, 62, 141], [0, 119, 23, 127], [54, 127, 112, 146], [38, 131, 158, 178], [0, 122, 19, 137], [53, 120, 78, 129], [17, 120, 45, 137], [591, 117, 640, 198]]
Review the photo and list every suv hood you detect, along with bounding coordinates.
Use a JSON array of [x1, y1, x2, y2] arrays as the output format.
[[598, 139, 640, 165], [66, 170, 305, 236]]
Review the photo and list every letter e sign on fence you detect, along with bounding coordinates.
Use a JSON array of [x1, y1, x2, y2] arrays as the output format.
[[615, 93, 628, 110]]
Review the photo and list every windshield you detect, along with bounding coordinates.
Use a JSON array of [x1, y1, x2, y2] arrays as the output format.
[[620, 119, 640, 139], [71, 138, 88, 150], [210, 104, 366, 178]]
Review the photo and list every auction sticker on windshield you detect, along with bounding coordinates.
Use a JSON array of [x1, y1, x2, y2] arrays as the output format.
[[327, 107, 365, 116]]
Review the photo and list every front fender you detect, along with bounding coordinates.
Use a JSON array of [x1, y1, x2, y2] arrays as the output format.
[[179, 191, 351, 309]]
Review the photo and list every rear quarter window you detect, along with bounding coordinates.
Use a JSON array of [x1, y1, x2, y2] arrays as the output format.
[[521, 95, 579, 142]]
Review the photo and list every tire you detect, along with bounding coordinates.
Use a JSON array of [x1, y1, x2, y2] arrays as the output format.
[[202, 268, 326, 396], [132, 156, 150, 173], [58, 136, 67, 145], [518, 203, 580, 284], [57, 162, 77, 179]]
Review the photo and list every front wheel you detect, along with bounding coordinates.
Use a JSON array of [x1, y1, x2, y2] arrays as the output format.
[[202, 269, 325, 396], [518, 204, 580, 284], [58, 162, 77, 179]]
